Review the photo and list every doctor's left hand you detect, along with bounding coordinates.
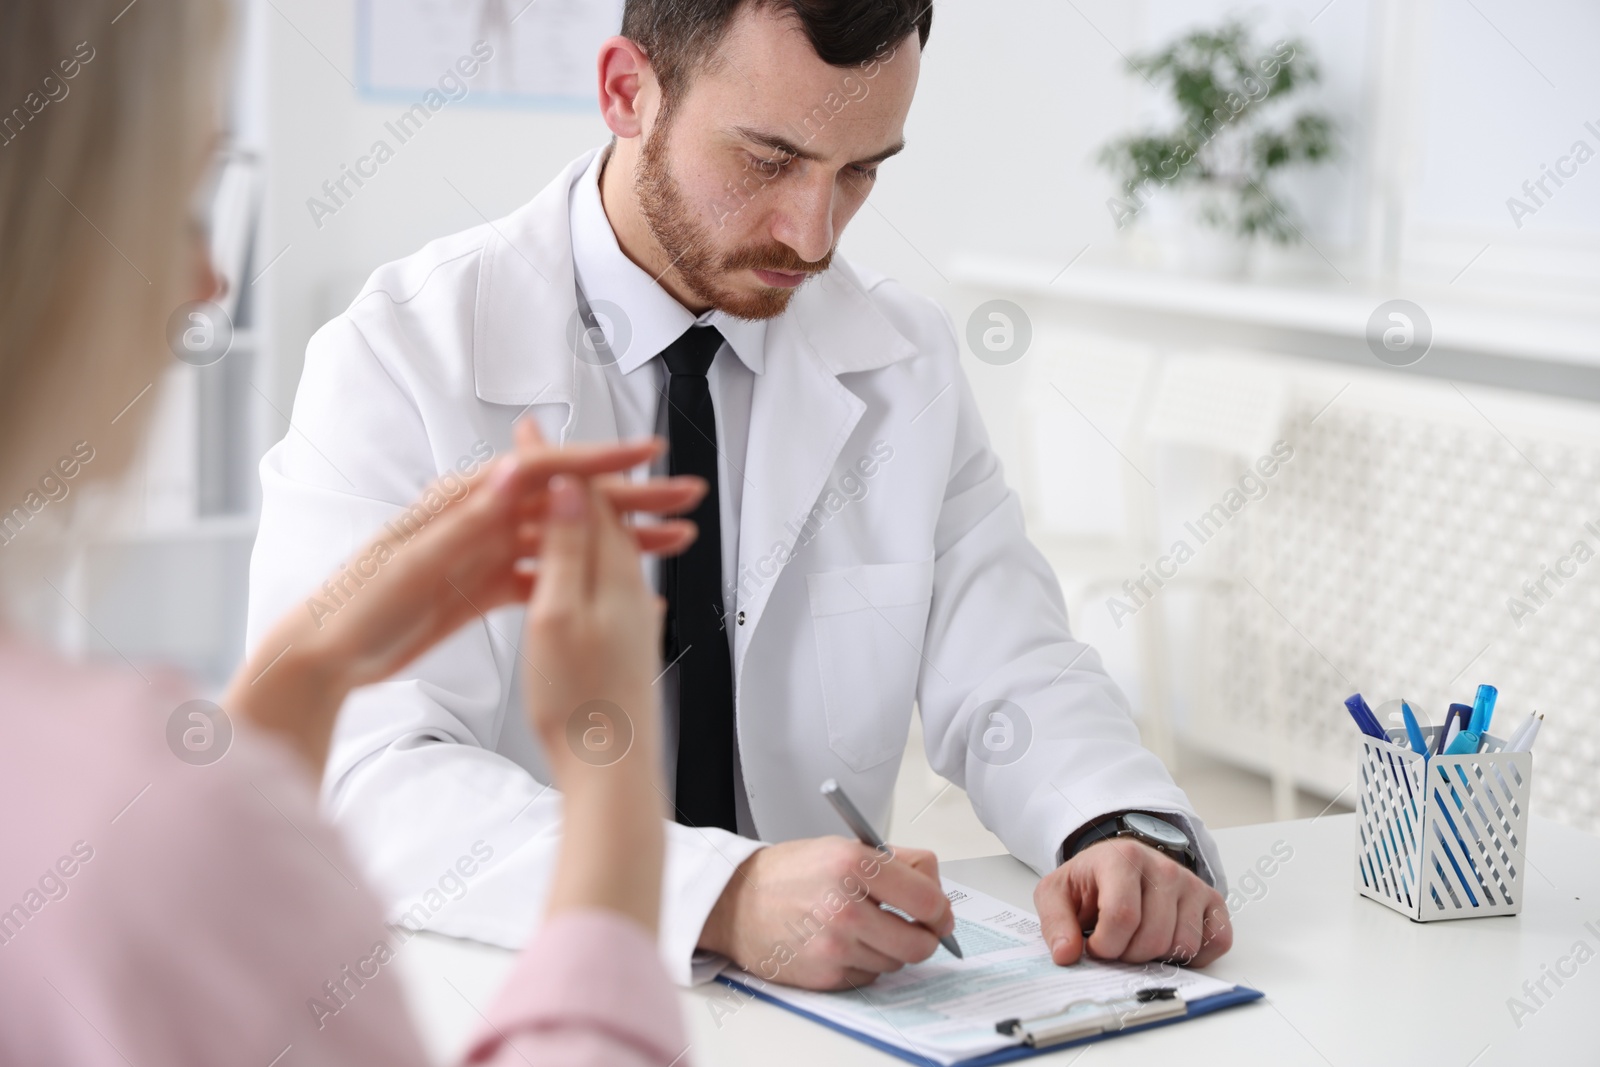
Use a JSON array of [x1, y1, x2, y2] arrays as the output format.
[[1034, 838, 1233, 969], [225, 431, 705, 775]]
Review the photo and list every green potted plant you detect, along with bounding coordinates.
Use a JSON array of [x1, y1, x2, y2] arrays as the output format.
[[1098, 19, 1338, 276]]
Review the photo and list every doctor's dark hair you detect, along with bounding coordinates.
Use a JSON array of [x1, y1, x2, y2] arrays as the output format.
[[621, 0, 933, 105]]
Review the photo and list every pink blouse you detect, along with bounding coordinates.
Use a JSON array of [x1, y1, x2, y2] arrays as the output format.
[[0, 636, 687, 1066]]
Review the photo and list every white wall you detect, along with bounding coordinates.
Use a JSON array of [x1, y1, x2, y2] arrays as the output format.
[[258, 0, 1600, 400], [259, 0, 611, 413], [1406, 0, 1600, 291]]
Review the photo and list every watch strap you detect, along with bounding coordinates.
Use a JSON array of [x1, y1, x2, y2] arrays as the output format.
[[1066, 811, 1197, 870]]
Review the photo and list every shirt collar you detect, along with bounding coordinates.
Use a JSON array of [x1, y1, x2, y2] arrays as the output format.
[[569, 143, 767, 376]]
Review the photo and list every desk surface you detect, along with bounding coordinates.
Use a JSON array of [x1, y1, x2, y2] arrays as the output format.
[[393, 814, 1600, 1065]]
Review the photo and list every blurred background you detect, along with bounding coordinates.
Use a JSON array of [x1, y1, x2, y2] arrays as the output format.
[[14, 0, 1598, 852]]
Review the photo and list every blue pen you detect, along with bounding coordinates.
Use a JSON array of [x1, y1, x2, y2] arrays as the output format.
[[1355, 693, 1385, 737], [1342, 694, 1373, 737], [1444, 729, 1481, 755], [1469, 684, 1498, 736], [1436, 703, 1472, 755], [1400, 701, 1428, 757], [1344, 694, 1386, 740]]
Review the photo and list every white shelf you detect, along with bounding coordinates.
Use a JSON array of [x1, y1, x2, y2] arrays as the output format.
[[950, 257, 1600, 370]]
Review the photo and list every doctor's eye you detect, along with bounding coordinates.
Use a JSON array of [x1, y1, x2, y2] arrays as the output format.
[[749, 152, 792, 176]]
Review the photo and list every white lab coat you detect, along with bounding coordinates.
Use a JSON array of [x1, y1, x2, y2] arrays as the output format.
[[245, 148, 1225, 986]]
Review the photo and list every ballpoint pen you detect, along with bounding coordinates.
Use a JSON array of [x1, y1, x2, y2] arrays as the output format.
[[821, 779, 964, 959], [1443, 698, 1484, 755], [1344, 694, 1386, 740], [1400, 701, 1429, 757], [1469, 684, 1498, 737], [1438, 716, 1463, 755], [1504, 710, 1537, 751], [1507, 712, 1544, 753], [1436, 703, 1472, 756]]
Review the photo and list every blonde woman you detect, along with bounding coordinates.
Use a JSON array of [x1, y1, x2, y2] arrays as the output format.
[[0, 3, 697, 1063]]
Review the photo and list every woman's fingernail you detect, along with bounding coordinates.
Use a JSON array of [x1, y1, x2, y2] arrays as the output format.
[[550, 476, 586, 521], [1051, 937, 1070, 959]]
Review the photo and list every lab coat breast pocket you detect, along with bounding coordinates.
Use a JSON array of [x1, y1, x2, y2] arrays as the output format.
[[806, 558, 936, 772]]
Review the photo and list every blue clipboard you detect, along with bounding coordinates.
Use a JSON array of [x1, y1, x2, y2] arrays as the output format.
[[717, 974, 1264, 1067]]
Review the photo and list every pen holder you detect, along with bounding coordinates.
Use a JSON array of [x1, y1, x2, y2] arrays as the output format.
[[1354, 727, 1531, 921]]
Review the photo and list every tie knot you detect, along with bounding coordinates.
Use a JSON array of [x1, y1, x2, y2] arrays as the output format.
[[661, 324, 723, 377]]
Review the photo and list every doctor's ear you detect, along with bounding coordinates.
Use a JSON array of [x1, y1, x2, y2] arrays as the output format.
[[597, 35, 656, 140]]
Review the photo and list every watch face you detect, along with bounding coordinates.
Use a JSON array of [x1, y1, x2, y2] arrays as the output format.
[[1125, 812, 1188, 849]]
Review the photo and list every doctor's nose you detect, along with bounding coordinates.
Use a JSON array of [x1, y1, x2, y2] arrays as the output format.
[[770, 179, 836, 265]]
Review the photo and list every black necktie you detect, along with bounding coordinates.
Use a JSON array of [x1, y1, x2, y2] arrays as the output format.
[[659, 324, 738, 832]]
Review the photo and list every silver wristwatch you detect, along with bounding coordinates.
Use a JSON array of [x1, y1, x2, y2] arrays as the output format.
[[1069, 811, 1197, 871]]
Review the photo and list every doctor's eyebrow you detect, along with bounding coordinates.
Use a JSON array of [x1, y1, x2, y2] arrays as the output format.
[[731, 126, 906, 168]]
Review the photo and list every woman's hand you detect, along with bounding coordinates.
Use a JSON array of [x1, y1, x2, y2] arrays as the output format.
[[224, 422, 704, 775], [523, 475, 670, 933]]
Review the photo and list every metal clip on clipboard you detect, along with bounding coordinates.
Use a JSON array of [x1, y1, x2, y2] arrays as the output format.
[[995, 987, 1187, 1049]]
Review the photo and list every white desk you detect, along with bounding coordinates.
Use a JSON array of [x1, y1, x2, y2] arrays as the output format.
[[394, 815, 1600, 1065]]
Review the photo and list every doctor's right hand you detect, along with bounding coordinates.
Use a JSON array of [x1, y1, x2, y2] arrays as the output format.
[[699, 836, 957, 990]]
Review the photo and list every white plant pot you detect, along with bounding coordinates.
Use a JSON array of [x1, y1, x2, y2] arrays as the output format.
[[1178, 227, 1251, 279], [1173, 184, 1251, 279]]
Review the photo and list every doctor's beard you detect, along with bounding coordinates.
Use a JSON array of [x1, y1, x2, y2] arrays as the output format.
[[635, 113, 833, 321]]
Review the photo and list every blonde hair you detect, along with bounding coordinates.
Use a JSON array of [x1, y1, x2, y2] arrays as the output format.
[[0, 0, 229, 514]]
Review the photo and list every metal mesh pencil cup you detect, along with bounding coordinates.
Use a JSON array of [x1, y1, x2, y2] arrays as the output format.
[[1354, 727, 1531, 920]]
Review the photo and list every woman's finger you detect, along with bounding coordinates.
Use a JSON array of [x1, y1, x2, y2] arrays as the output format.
[[589, 476, 648, 592], [505, 439, 663, 489], [511, 476, 705, 523], [530, 475, 594, 611], [514, 416, 545, 451], [630, 523, 698, 556], [516, 519, 698, 558], [598, 476, 707, 515]]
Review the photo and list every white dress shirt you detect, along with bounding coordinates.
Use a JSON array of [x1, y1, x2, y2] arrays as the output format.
[[567, 143, 768, 835]]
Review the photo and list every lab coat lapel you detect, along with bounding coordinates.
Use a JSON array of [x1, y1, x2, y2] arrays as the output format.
[[472, 147, 619, 444], [734, 262, 917, 676], [470, 150, 926, 659]]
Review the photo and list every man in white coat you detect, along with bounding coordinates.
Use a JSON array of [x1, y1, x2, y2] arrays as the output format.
[[247, 0, 1234, 990]]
